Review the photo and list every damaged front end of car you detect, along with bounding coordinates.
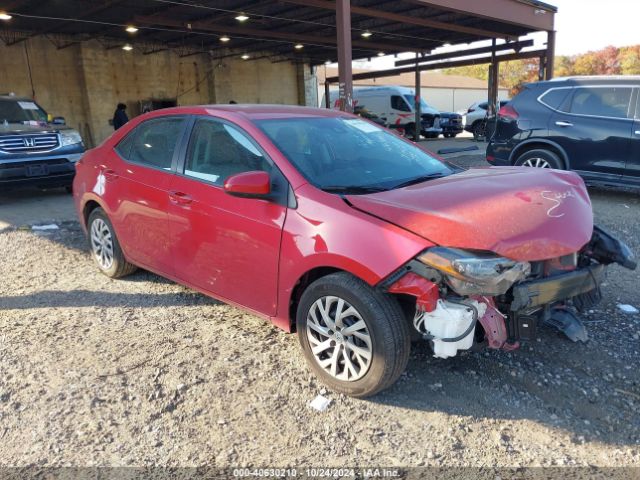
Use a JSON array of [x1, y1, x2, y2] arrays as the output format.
[[381, 226, 636, 358]]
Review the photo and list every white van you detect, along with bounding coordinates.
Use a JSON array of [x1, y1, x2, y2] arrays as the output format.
[[324, 86, 442, 138]]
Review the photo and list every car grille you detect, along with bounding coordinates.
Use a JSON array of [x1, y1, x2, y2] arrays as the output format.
[[0, 134, 60, 153]]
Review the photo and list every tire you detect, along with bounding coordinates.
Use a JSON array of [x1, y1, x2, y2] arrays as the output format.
[[87, 207, 137, 278], [404, 123, 418, 141], [514, 149, 563, 170], [296, 272, 411, 398], [472, 121, 486, 141]]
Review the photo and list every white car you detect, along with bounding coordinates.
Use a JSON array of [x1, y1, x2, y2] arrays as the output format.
[[464, 100, 510, 138]]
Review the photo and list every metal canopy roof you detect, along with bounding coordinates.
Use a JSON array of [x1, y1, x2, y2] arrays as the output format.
[[1, 0, 556, 64]]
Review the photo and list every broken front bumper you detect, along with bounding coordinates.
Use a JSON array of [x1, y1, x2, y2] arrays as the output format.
[[510, 264, 605, 312]]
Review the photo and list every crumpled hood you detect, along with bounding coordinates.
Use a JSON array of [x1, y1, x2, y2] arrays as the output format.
[[347, 167, 594, 261]]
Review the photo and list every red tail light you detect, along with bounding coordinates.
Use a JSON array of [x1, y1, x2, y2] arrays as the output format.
[[498, 104, 518, 121]]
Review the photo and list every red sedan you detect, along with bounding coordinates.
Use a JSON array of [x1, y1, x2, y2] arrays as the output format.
[[73, 105, 635, 397]]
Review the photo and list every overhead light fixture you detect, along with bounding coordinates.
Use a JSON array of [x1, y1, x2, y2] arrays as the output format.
[[377, 52, 385, 57], [220, 35, 230, 42], [241, 54, 250, 60], [294, 43, 304, 50], [125, 25, 138, 33], [324, 60, 332, 65], [122, 44, 133, 51], [235, 14, 249, 22], [0, 12, 12, 21], [361, 31, 372, 38]]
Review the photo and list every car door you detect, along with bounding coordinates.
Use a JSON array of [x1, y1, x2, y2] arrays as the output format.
[[626, 88, 640, 180], [167, 116, 288, 315], [111, 116, 188, 275], [547, 85, 633, 180]]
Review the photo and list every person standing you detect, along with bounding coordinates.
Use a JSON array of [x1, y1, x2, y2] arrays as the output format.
[[112, 103, 129, 130]]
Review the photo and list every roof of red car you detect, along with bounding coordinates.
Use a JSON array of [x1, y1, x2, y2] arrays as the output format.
[[155, 104, 349, 120]]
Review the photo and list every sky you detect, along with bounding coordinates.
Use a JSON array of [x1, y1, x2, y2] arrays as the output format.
[[353, 0, 640, 70], [551, 0, 640, 55]]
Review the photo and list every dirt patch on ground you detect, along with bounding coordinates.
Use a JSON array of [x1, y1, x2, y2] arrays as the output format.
[[0, 185, 639, 468]]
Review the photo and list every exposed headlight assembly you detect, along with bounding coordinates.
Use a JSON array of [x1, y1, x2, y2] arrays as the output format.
[[417, 247, 531, 296], [60, 130, 83, 147]]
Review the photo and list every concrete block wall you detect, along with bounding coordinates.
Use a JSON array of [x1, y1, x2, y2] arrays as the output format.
[[0, 37, 316, 146]]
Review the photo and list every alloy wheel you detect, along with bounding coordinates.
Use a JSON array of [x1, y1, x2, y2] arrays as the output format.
[[90, 218, 114, 270], [522, 157, 551, 168], [306, 295, 372, 382]]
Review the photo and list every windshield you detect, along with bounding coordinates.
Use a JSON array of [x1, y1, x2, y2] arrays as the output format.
[[0, 99, 48, 124], [403, 95, 432, 112], [256, 116, 452, 193]]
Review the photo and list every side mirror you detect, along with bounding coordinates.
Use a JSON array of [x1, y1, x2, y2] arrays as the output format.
[[52, 116, 66, 125], [223, 171, 271, 199]]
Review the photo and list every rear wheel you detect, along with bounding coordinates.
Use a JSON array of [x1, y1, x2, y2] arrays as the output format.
[[296, 272, 411, 398], [472, 121, 486, 141], [87, 208, 137, 278], [514, 149, 563, 170], [404, 123, 418, 141]]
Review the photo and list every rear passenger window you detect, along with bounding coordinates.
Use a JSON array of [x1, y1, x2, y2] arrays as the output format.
[[539, 88, 572, 110], [391, 95, 411, 112], [115, 131, 136, 159], [568, 87, 632, 119], [127, 117, 186, 169]]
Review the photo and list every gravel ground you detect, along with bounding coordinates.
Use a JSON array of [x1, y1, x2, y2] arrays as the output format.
[[0, 161, 639, 469]]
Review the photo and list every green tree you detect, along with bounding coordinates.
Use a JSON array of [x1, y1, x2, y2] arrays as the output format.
[[620, 46, 640, 74]]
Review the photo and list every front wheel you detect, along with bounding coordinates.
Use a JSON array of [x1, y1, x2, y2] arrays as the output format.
[[87, 208, 137, 278], [296, 272, 411, 398]]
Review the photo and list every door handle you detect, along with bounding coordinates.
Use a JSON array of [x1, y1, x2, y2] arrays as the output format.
[[555, 121, 573, 127], [169, 191, 193, 205], [103, 169, 119, 181]]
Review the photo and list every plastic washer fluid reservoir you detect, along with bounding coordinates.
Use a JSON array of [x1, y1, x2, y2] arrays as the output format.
[[416, 299, 487, 359]]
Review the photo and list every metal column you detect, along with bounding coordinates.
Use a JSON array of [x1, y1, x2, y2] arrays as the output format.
[[545, 30, 556, 80], [336, 0, 353, 113], [488, 39, 498, 117], [324, 81, 331, 108], [414, 52, 421, 141]]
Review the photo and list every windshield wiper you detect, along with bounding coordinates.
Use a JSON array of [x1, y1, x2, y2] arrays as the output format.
[[321, 185, 389, 195], [391, 172, 447, 189]]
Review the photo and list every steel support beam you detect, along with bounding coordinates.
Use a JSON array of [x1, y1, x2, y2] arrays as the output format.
[[280, 0, 516, 40], [545, 30, 555, 80], [395, 39, 533, 67], [135, 15, 407, 53], [325, 49, 547, 82], [488, 39, 498, 117], [407, 0, 556, 31], [324, 81, 331, 108], [414, 52, 421, 141], [336, 0, 353, 112]]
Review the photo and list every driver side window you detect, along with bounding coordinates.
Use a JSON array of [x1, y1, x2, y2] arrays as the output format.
[[391, 95, 411, 112], [184, 119, 270, 186]]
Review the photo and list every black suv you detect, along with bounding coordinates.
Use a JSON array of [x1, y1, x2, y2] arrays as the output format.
[[0, 95, 84, 191], [487, 76, 640, 188]]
